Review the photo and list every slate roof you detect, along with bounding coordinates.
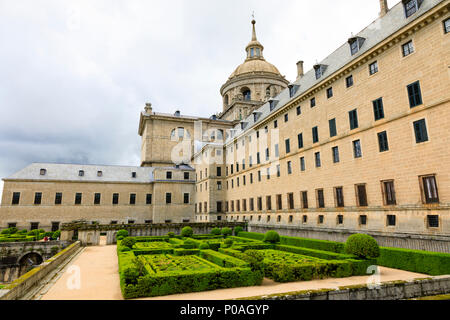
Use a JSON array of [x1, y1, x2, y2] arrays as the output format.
[[225, 0, 444, 143]]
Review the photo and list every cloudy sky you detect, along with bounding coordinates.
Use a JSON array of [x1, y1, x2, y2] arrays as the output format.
[[0, 0, 398, 201]]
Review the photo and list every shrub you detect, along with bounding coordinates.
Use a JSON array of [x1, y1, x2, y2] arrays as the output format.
[[123, 267, 140, 285], [224, 238, 233, 246], [8, 227, 18, 234], [50, 246, 60, 255], [344, 234, 380, 259], [117, 230, 129, 238], [167, 232, 175, 238], [199, 243, 210, 250], [18, 230, 28, 234], [181, 226, 193, 237], [117, 235, 124, 241], [119, 246, 131, 252], [44, 232, 53, 237], [52, 230, 61, 239], [121, 237, 137, 249], [221, 227, 232, 238], [211, 228, 221, 236], [263, 231, 280, 244], [234, 226, 244, 235], [183, 239, 196, 247], [1, 229, 11, 235]]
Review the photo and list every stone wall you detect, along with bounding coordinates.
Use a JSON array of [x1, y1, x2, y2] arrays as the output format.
[[249, 223, 450, 253], [237, 276, 450, 300]]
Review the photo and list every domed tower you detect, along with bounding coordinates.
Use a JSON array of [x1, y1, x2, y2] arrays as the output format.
[[219, 19, 289, 121]]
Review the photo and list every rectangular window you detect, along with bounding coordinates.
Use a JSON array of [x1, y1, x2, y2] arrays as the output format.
[[335, 187, 344, 207], [301, 191, 308, 209], [250, 173, 253, 184], [285, 139, 291, 154], [184, 172, 190, 180], [146, 194, 152, 205], [326, 87, 333, 99], [300, 157, 305, 172], [12, 192, 20, 205], [249, 156, 253, 168], [317, 189, 325, 208], [51, 222, 60, 232], [130, 193, 136, 205], [266, 196, 272, 211], [166, 193, 172, 204], [30, 222, 39, 230], [276, 194, 282, 210], [276, 165, 281, 177], [404, 0, 422, 18], [288, 193, 294, 210], [373, 98, 385, 121], [315, 152, 321, 168], [258, 170, 261, 182], [337, 215, 344, 225], [421, 175, 439, 204], [112, 193, 119, 205], [289, 215, 293, 223], [75, 193, 82, 205], [427, 215, 439, 228], [55, 192, 62, 205], [94, 193, 101, 205], [284, 113, 289, 122], [318, 215, 324, 224], [407, 81, 423, 108], [166, 171, 172, 179], [144, 220, 152, 224], [332, 146, 340, 163], [79, 170, 85, 177], [297, 133, 303, 149], [310, 98, 316, 108], [413, 119, 428, 143], [257, 153, 260, 164], [402, 40, 414, 57], [382, 180, 397, 205], [257, 197, 263, 211], [265, 148, 270, 161], [183, 194, 189, 204], [378, 131, 389, 152], [217, 201, 223, 213], [329, 119, 337, 137], [287, 161, 292, 175], [267, 168, 271, 180], [387, 215, 396, 227], [346, 75, 354, 88], [369, 61, 378, 75], [250, 198, 254, 211], [302, 215, 307, 224], [274, 120, 278, 128], [359, 215, 367, 226], [34, 192, 42, 205], [445, 18, 450, 34], [243, 199, 247, 211], [296, 106, 302, 115], [131, 172, 137, 178], [353, 139, 362, 158], [312, 126, 319, 143], [274, 144, 279, 158], [349, 109, 358, 130], [356, 184, 368, 207]]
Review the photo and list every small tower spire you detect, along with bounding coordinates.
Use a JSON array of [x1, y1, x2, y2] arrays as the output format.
[[251, 13, 257, 41], [246, 16, 264, 60]]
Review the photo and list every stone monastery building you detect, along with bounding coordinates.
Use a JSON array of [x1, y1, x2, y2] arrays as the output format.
[[1, 0, 449, 247]]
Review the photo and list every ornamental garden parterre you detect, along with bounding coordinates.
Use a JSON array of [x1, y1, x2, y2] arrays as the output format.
[[117, 227, 381, 299]]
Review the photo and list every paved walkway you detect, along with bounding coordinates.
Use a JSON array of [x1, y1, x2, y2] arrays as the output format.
[[40, 239, 427, 300]]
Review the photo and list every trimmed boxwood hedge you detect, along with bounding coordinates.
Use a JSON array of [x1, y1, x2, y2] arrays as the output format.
[[275, 244, 356, 261], [377, 247, 450, 276]]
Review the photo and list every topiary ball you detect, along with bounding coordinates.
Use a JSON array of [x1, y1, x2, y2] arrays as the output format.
[[167, 232, 175, 238], [221, 227, 232, 237], [199, 243, 210, 250], [181, 226, 193, 237], [121, 237, 136, 249], [211, 228, 221, 236], [263, 231, 280, 243], [344, 234, 380, 259], [234, 226, 243, 235], [117, 229, 129, 238]]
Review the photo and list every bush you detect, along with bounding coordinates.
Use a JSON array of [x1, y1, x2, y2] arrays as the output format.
[[121, 237, 137, 249], [344, 234, 380, 259], [50, 246, 60, 255], [263, 231, 280, 244], [167, 232, 175, 238], [123, 267, 140, 285], [117, 235, 124, 241], [52, 230, 61, 239], [1, 229, 11, 235], [199, 243, 210, 250], [211, 228, 221, 236], [183, 239, 196, 248], [221, 227, 232, 238], [44, 232, 53, 237], [18, 230, 28, 234], [181, 226, 193, 237], [234, 226, 244, 235], [117, 230, 129, 238]]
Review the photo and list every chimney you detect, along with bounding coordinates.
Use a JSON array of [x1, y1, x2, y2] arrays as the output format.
[[379, 0, 388, 17], [296, 61, 304, 78]]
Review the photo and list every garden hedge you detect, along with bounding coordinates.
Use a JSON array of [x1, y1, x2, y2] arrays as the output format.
[[377, 247, 450, 275]]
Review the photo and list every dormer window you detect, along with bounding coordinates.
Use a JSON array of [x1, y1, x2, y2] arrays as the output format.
[[269, 99, 278, 111], [240, 122, 248, 130], [131, 172, 137, 178], [40, 169, 47, 176], [78, 170, 84, 177], [253, 112, 262, 122], [348, 37, 366, 55], [97, 171, 103, 177], [403, 0, 423, 18], [288, 84, 299, 98], [314, 64, 327, 80]]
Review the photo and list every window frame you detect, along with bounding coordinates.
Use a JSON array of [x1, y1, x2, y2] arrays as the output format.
[[369, 61, 378, 75]]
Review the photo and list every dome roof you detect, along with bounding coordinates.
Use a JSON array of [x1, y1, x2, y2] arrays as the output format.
[[229, 59, 282, 79]]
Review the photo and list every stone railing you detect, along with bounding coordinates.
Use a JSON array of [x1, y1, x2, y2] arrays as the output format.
[[0, 241, 81, 300]]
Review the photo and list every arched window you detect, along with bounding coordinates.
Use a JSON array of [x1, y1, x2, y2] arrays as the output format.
[[241, 87, 251, 101], [266, 86, 271, 98], [171, 127, 190, 141], [224, 95, 229, 106]]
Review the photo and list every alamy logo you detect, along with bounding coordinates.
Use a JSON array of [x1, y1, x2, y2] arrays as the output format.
[[66, 265, 81, 290]]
